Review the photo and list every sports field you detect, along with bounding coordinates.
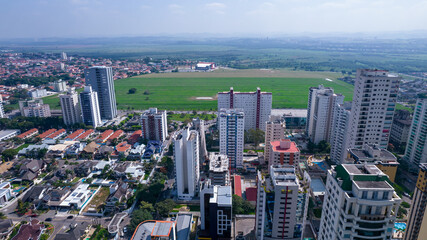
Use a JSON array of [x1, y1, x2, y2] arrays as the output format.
[[43, 69, 355, 110]]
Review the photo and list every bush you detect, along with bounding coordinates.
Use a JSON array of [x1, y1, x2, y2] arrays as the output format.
[[401, 202, 410, 208], [128, 88, 137, 94]]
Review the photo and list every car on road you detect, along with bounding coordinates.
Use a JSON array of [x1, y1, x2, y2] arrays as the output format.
[[123, 227, 127, 233], [45, 218, 52, 221], [403, 192, 410, 197], [67, 215, 74, 219], [171, 217, 176, 221]]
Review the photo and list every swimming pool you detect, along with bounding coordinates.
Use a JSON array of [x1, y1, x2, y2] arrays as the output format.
[[313, 162, 327, 171], [394, 222, 406, 233]]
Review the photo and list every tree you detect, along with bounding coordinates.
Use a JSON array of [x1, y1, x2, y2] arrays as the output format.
[[1, 149, 18, 161], [155, 199, 175, 217], [128, 88, 137, 94], [0, 212, 6, 219], [129, 209, 153, 233], [232, 194, 255, 215], [245, 129, 265, 149], [140, 201, 155, 213], [16, 199, 30, 215], [143, 90, 150, 95]]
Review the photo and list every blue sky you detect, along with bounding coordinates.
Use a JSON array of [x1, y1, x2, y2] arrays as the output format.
[[0, 0, 426, 38]]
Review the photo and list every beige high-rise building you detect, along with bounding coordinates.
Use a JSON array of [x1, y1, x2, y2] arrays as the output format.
[[347, 69, 400, 149], [405, 163, 427, 240], [60, 88, 81, 125], [264, 120, 285, 164]]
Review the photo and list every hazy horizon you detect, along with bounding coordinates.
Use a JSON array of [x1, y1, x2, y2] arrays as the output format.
[[1, 0, 427, 39]]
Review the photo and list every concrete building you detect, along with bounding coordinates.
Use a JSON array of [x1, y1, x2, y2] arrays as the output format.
[[19, 99, 51, 117], [306, 85, 344, 144], [405, 163, 427, 240], [329, 102, 352, 164], [61, 52, 67, 60], [346, 144, 399, 182], [268, 139, 300, 168], [174, 128, 200, 200], [219, 109, 245, 170], [79, 86, 101, 128], [59, 184, 95, 209], [0, 95, 4, 118], [130, 220, 176, 240], [195, 62, 215, 70], [0, 130, 20, 141], [209, 153, 230, 186], [264, 120, 285, 165], [53, 79, 67, 92], [347, 69, 401, 149], [403, 95, 427, 171], [389, 110, 412, 146], [60, 88, 81, 125], [200, 183, 232, 240], [28, 89, 47, 98], [84, 66, 117, 120], [190, 118, 208, 162], [141, 108, 168, 142], [318, 164, 401, 240], [218, 87, 272, 131], [255, 165, 308, 239]]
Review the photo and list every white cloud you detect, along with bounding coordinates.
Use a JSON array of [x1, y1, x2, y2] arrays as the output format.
[[168, 4, 184, 14], [206, 2, 226, 9]]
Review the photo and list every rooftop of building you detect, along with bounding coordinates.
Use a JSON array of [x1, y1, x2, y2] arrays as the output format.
[[348, 144, 397, 163], [65, 129, 85, 140], [270, 139, 299, 153], [270, 165, 298, 186], [210, 185, 232, 207], [359, 69, 399, 78], [218, 87, 272, 94], [354, 180, 393, 190], [218, 108, 245, 116], [131, 221, 175, 240], [176, 213, 192, 240], [334, 164, 391, 191], [16, 128, 38, 139], [209, 153, 229, 172], [0, 129, 19, 138]]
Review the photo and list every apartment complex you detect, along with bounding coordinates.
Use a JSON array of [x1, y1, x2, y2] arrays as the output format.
[[306, 85, 344, 144], [209, 153, 230, 186], [255, 165, 308, 239], [218, 87, 272, 131], [140, 108, 168, 142], [346, 144, 399, 182], [268, 139, 300, 167], [60, 88, 81, 125], [19, 99, 51, 117], [347, 69, 400, 149], [389, 110, 412, 146], [174, 128, 200, 200], [218, 109, 245, 170], [405, 163, 427, 240], [84, 66, 117, 120], [318, 164, 401, 240], [329, 102, 352, 164], [264, 120, 285, 164], [200, 184, 232, 240], [53, 79, 67, 92], [190, 117, 208, 163], [403, 95, 427, 171], [79, 86, 101, 128]]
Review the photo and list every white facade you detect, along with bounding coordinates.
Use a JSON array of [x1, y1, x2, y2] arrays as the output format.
[[209, 153, 230, 186], [255, 165, 308, 239], [140, 108, 168, 142], [28, 89, 47, 98], [219, 109, 245, 169], [404, 96, 427, 170], [175, 128, 200, 200], [84, 66, 117, 120], [318, 164, 401, 240], [218, 87, 272, 131], [53, 79, 67, 92], [306, 85, 344, 144], [79, 86, 101, 128], [19, 99, 51, 117], [347, 69, 400, 149], [329, 102, 352, 164], [60, 88, 81, 125], [264, 120, 285, 164], [0, 95, 5, 118]]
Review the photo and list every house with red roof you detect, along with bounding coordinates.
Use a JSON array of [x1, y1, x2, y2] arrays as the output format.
[[128, 130, 142, 145], [107, 130, 124, 142], [16, 128, 38, 139], [111, 141, 132, 159], [11, 219, 45, 240], [64, 129, 85, 141], [45, 129, 66, 140], [38, 129, 57, 139], [96, 130, 114, 143], [76, 129, 94, 140]]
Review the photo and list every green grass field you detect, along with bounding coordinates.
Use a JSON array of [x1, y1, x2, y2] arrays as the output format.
[[43, 69, 355, 110]]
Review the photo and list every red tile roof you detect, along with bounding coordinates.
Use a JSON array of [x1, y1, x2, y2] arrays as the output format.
[[38, 129, 57, 139], [16, 128, 38, 139], [234, 175, 242, 197], [97, 130, 114, 142], [128, 130, 142, 144], [11, 219, 44, 240], [65, 129, 85, 140], [47, 129, 66, 139], [108, 130, 124, 141], [270, 140, 299, 153], [116, 141, 131, 152], [77, 129, 94, 140], [245, 187, 257, 202]]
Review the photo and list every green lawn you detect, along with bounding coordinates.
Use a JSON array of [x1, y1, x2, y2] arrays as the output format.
[[111, 70, 354, 110]]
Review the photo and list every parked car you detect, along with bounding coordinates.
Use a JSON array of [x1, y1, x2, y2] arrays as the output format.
[[45, 218, 52, 221], [67, 215, 73, 219]]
